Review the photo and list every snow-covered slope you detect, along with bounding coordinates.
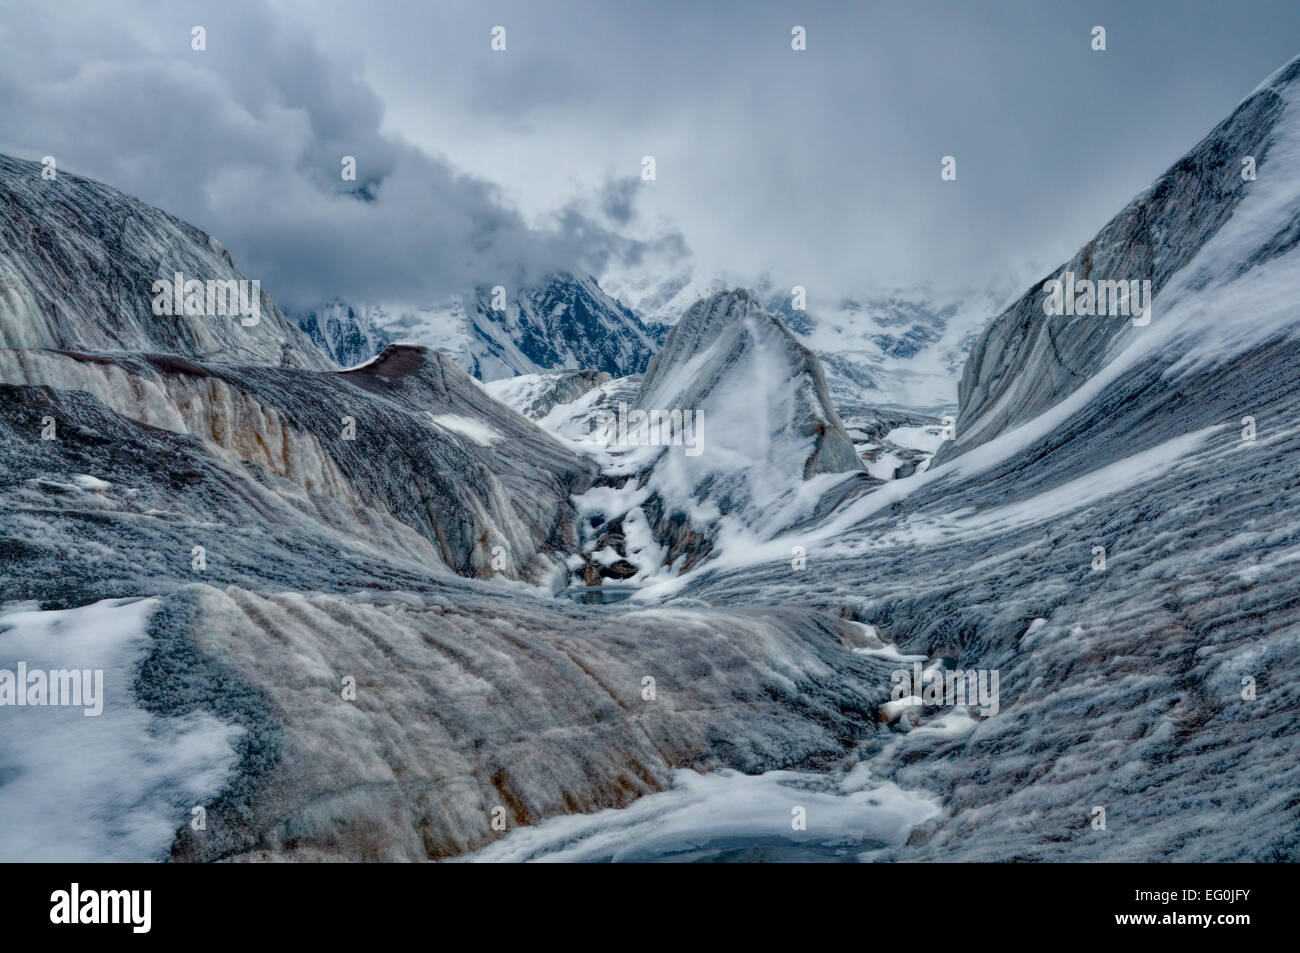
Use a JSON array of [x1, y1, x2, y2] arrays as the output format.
[[0, 158, 903, 859], [483, 369, 612, 420], [636, 289, 863, 484], [649, 53, 1300, 862], [941, 56, 1300, 461], [0, 343, 596, 584], [4, 51, 1300, 866], [0, 373, 892, 860], [0, 154, 330, 369], [296, 272, 656, 383], [542, 290, 868, 583]]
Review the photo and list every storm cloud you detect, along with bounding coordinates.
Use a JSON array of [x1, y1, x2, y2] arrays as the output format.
[[1, 0, 1297, 306], [0, 0, 679, 308]]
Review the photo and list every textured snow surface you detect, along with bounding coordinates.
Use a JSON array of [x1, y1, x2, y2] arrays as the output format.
[[0, 598, 243, 861], [942, 55, 1300, 460], [483, 369, 612, 420], [647, 55, 1300, 861], [531, 291, 872, 587], [0, 362, 891, 860], [629, 290, 866, 538], [0, 344, 594, 584], [2, 54, 1300, 863]]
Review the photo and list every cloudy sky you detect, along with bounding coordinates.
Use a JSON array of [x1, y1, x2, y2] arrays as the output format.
[[2, 0, 1298, 310]]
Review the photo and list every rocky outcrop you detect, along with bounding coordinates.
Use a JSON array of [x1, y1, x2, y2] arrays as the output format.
[[297, 299, 392, 368], [0, 379, 888, 860]]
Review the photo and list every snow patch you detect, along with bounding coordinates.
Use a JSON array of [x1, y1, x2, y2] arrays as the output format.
[[426, 413, 502, 447], [0, 598, 244, 861]]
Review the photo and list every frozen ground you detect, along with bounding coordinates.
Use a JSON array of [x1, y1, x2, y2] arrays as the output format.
[[1, 55, 1299, 863]]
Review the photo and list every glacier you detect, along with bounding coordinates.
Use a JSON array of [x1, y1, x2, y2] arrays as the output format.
[[1, 53, 1299, 864]]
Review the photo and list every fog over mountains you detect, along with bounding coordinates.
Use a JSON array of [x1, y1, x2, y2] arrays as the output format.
[[1, 37, 1299, 863], [298, 270, 1004, 416]]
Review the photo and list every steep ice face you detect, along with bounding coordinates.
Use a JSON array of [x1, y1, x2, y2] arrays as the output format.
[[497, 273, 657, 379], [941, 55, 1300, 460], [0, 154, 330, 370], [637, 289, 863, 480], [294, 272, 656, 383]]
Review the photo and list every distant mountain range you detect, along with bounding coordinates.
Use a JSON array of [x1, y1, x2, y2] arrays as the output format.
[[296, 272, 657, 380], [4, 51, 1299, 863], [299, 268, 1012, 416], [603, 270, 1014, 414]]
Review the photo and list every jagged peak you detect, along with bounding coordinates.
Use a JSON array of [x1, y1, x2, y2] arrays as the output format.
[[645, 288, 802, 388], [680, 287, 765, 321]]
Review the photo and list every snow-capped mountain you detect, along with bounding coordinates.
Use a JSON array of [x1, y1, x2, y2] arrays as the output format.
[[296, 299, 392, 369], [302, 261, 1007, 416], [3, 48, 1300, 866], [528, 289, 868, 582], [0, 164, 889, 861], [603, 267, 1014, 415], [655, 52, 1300, 862], [940, 54, 1300, 461], [295, 272, 657, 381]]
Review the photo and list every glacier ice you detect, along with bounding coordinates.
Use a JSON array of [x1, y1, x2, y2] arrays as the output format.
[[2, 53, 1300, 864]]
